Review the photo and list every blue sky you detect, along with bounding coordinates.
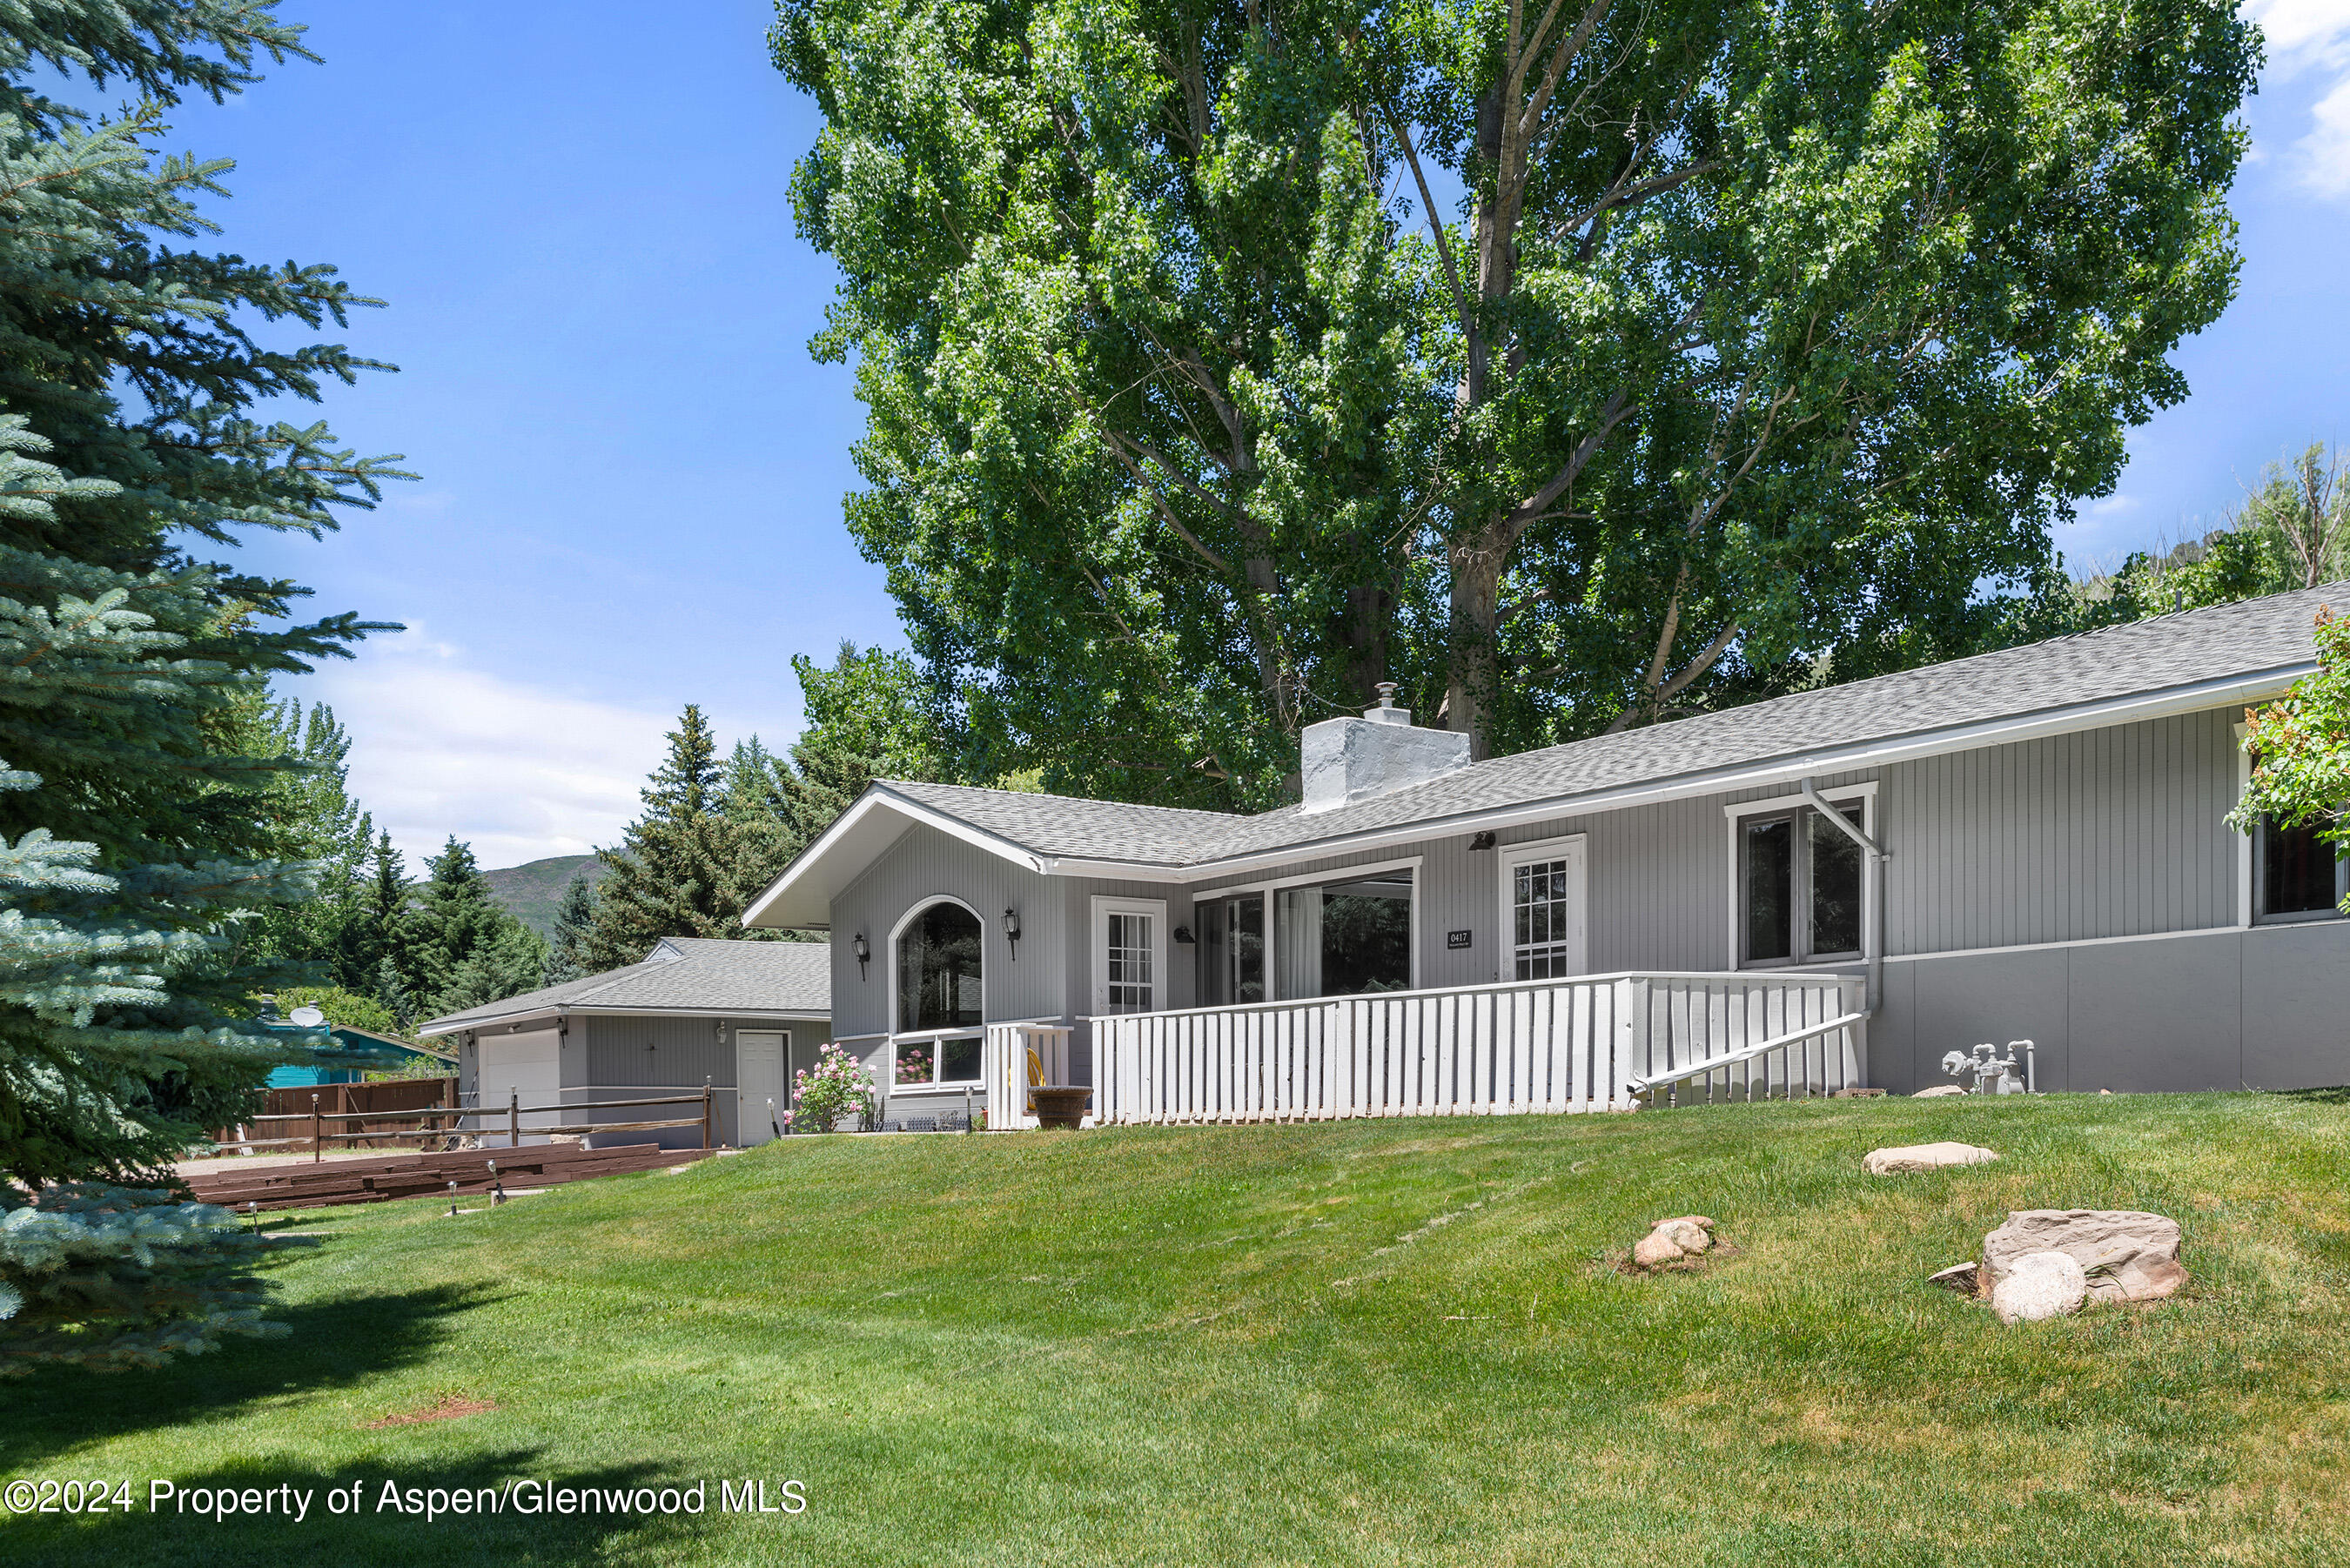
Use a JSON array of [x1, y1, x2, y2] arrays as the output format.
[[126, 0, 2350, 868]]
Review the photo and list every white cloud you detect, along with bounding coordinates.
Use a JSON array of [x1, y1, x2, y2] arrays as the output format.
[[297, 633, 675, 871], [2246, 0, 2350, 194]]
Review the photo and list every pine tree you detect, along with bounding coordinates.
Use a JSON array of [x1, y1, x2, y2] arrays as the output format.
[[225, 694, 375, 976], [407, 839, 545, 1017], [540, 873, 601, 986], [0, 1, 406, 1370], [373, 956, 413, 1035], [581, 706, 773, 970]]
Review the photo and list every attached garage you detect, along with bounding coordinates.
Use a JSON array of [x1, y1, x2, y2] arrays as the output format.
[[421, 937, 832, 1150]]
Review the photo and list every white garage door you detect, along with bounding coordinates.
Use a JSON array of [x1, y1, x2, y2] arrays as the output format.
[[478, 1029, 561, 1144]]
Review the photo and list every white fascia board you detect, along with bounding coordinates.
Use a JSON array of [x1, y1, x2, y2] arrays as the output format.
[[740, 786, 1050, 928], [1037, 666, 2312, 886]]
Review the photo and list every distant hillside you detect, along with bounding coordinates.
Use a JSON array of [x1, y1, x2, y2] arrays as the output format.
[[483, 854, 607, 938]]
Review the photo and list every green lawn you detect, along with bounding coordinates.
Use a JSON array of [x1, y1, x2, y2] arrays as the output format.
[[10, 1094, 2350, 1566]]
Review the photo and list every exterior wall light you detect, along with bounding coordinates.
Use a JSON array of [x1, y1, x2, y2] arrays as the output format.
[[853, 933, 870, 979], [1004, 908, 1022, 957], [1172, 925, 1197, 945], [1468, 830, 1497, 851]]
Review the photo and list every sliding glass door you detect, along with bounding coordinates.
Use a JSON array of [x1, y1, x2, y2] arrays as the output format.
[[1199, 867, 1415, 1004]]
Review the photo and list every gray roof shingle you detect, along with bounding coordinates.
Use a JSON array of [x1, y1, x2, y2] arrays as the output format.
[[877, 583, 2343, 869], [420, 937, 830, 1035]]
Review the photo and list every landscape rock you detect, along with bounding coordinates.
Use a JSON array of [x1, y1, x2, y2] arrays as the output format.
[[1912, 1085, 1966, 1098], [1631, 1215, 1716, 1268], [1863, 1142, 2000, 1175], [1982, 1210, 2186, 1303], [1991, 1250, 2087, 1323], [1927, 1262, 1979, 1295]]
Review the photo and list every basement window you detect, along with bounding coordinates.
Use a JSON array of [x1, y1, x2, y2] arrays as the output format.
[[1735, 799, 1867, 967]]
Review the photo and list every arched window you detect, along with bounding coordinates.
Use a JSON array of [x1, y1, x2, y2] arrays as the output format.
[[893, 901, 984, 1087]]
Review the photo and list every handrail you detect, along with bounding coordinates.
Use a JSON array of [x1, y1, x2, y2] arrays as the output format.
[[1623, 1011, 1869, 1095]]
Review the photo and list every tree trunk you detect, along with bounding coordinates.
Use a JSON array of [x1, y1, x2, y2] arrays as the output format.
[[1444, 539, 1506, 760]]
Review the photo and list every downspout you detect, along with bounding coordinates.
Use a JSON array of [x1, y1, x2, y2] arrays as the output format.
[[1800, 778, 1887, 1016]]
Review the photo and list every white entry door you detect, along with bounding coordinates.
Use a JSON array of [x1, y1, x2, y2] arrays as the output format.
[[737, 1029, 789, 1145], [1091, 896, 1169, 1015], [1499, 835, 1589, 980]]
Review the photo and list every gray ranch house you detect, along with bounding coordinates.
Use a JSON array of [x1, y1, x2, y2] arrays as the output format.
[[420, 937, 832, 1149], [742, 585, 2349, 1129]]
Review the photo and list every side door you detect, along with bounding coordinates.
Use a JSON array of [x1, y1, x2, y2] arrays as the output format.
[[736, 1029, 789, 1145]]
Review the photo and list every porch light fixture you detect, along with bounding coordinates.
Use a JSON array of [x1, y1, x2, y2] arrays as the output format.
[[1172, 925, 1196, 945], [853, 932, 870, 979], [1468, 830, 1497, 851], [1004, 908, 1022, 957]]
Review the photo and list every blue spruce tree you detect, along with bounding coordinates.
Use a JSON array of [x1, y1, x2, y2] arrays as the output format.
[[0, 2, 403, 1371]]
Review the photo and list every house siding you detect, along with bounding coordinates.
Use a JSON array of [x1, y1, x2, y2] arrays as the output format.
[[822, 702, 2348, 1100]]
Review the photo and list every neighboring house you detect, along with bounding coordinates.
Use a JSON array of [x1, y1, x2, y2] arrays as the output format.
[[259, 1014, 450, 1089], [418, 937, 832, 1149], [744, 584, 2350, 1122]]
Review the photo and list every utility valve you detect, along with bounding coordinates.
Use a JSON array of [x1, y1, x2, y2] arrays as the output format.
[[1940, 1041, 2036, 1095]]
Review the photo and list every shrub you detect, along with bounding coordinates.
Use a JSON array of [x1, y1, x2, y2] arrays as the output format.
[[788, 1045, 877, 1134]]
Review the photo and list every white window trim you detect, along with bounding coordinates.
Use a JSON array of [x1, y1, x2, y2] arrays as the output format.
[[1497, 833, 1588, 981], [1091, 895, 1171, 1016], [1723, 782, 1877, 971], [888, 895, 987, 1090]]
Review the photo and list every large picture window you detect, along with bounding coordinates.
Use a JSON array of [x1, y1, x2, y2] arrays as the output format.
[[1197, 891, 1266, 1006], [894, 901, 983, 1089], [1736, 798, 1867, 967], [2256, 815, 2347, 922]]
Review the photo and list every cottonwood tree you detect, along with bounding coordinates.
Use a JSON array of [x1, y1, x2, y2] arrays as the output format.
[[777, 0, 2254, 799]]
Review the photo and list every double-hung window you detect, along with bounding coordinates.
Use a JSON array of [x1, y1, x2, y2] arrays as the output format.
[[1732, 794, 1869, 968]]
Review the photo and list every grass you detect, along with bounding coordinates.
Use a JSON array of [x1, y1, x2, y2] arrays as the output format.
[[10, 1093, 2350, 1566]]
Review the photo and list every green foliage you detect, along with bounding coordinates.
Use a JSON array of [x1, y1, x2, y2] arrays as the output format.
[[580, 707, 795, 971], [409, 839, 546, 1018], [0, 1, 409, 1189], [217, 695, 376, 982], [2232, 606, 2349, 911], [778, 642, 957, 848], [2078, 445, 2349, 624], [785, 1042, 876, 1133], [540, 872, 600, 987], [778, 0, 2254, 798], [371, 956, 413, 1035], [1, 1182, 312, 1376], [268, 984, 401, 1039]]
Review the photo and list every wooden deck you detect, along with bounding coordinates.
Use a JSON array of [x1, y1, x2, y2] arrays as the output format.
[[182, 1141, 714, 1211]]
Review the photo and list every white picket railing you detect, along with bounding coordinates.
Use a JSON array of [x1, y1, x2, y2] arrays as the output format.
[[983, 1019, 1077, 1131], [1083, 972, 1868, 1125]]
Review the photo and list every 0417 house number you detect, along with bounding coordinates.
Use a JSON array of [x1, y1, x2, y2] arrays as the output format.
[[1447, 930, 1472, 949]]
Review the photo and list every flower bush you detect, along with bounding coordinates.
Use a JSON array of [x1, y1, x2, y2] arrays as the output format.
[[789, 1044, 877, 1134]]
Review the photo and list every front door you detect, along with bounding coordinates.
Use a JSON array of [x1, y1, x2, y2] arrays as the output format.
[[1500, 836, 1588, 980], [737, 1029, 789, 1144], [1091, 896, 1169, 1016]]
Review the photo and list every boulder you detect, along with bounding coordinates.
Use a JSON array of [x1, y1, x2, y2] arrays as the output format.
[[1863, 1142, 2000, 1175], [1912, 1084, 1967, 1098], [1991, 1250, 2087, 1323], [1982, 1210, 2186, 1303], [1632, 1215, 1716, 1268]]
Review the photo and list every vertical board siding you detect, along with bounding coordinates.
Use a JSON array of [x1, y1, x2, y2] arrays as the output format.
[[1881, 708, 2238, 955], [829, 822, 1066, 1038], [583, 1015, 735, 1089]]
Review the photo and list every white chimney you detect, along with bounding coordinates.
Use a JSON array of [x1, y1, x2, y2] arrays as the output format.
[[1297, 683, 1471, 814]]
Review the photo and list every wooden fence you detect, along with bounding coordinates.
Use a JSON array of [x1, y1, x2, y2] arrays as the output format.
[[1084, 972, 1867, 1125], [215, 1086, 715, 1159]]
